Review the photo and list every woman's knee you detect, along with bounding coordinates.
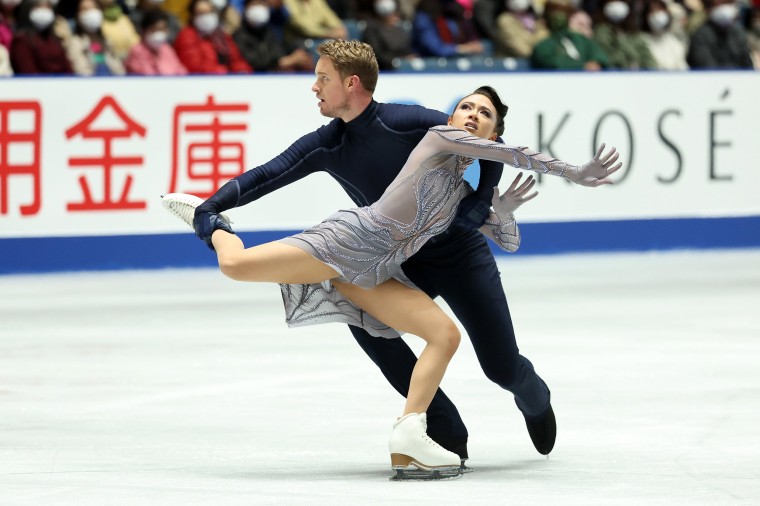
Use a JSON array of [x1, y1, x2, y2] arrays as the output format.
[[435, 319, 461, 358]]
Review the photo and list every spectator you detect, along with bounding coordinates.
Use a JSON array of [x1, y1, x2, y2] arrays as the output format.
[[9, 0, 73, 74], [129, 0, 182, 43], [746, 4, 760, 68], [66, 0, 125, 75], [163, 0, 191, 25], [568, 8, 593, 37], [174, 0, 252, 73], [472, 0, 506, 42], [97, 0, 140, 59], [125, 8, 188, 74], [687, 0, 753, 68], [494, 0, 549, 57], [1, 0, 20, 50], [412, 0, 484, 57], [531, 0, 608, 69], [640, 0, 689, 69], [593, 0, 656, 69], [0, 39, 12, 74], [362, 0, 415, 69], [282, 0, 348, 45], [233, 0, 313, 71], [211, 0, 242, 34]]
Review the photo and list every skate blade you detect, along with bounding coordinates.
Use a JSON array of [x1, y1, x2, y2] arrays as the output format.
[[389, 467, 463, 481]]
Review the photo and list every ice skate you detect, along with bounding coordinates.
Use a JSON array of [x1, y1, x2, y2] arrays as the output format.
[[161, 193, 232, 232], [388, 413, 463, 481]]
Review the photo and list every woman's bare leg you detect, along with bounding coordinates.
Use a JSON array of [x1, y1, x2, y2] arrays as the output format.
[[212, 230, 459, 416], [333, 279, 461, 416], [211, 230, 339, 284]]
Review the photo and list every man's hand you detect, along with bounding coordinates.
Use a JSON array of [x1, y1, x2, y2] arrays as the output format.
[[492, 173, 538, 216], [453, 192, 492, 229], [569, 144, 622, 186], [193, 210, 234, 249]]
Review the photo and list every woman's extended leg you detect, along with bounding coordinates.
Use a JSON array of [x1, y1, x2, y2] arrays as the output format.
[[333, 279, 461, 416], [211, 230, 339, 284]]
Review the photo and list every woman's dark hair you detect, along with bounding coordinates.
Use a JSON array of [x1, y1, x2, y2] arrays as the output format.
[[141, 8, 168, 32], [454, 85, 508, 136]]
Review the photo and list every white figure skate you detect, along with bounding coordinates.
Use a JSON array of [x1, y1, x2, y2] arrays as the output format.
[[388, 413, 463, 481], [161, 193, 232, 231]]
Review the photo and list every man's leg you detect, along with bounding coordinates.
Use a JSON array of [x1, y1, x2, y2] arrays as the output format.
[[409, 231, 556, 454], [348, 326, 469, 459]]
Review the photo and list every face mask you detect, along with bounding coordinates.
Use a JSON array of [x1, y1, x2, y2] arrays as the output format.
[[29, 7, 55, 30], [145, 30, 167, 49], [78, 9, 103, 32], [245, 4, 269, 26], [603, 1, 629, 22], [507, 0, 531, 12], [210, 0, 226, 10], [194, 12, 219, 33], [709, 4, 737, 27], [648, 10, 669, 31], [374, 0, 395, 16], [547, 11, 568, 31]]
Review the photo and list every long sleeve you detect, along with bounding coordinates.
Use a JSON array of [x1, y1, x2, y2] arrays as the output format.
[[197, 121, 343, 213], [426, 125, 578, 180], [479, 210, 520, 252]]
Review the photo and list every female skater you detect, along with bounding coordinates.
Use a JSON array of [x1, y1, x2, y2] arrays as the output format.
[[162, 85, 621, 478]]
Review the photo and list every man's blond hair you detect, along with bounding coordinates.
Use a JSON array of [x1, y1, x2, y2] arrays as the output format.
[[316, 40, 379, 93]]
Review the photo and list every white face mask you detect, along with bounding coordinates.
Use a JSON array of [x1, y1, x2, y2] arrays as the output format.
[[29, 7, 55, 30], [145, 30, 167, 49], [709, 4, 737, 27], [507, 0, 531, 12], [374, 0, 395, 16], [603, 1, 629, 22], [245, 4, 269, 26], [78, 9, 103, 32], [194, 12, 219, 33], [648, 10, 669, 31], [209, 0, 226, 10]]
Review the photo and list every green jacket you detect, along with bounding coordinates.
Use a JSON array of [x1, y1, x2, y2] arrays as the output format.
[[593, 23, 657, 70], [530, 30, 609, 70]]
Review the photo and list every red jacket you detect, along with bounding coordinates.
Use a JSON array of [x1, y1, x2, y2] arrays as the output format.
[[10, 30, 73, 75], [174, 26, 252, 74]]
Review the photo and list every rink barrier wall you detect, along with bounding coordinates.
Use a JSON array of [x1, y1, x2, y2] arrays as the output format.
[[1, 72, 759, 273], [1, 215, 758, 274]]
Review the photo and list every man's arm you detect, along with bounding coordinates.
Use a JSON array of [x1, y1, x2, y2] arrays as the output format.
[[193, 121, 342, 245]]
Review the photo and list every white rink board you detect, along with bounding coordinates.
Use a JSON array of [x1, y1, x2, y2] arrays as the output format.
[[1, 71, 759, 239]]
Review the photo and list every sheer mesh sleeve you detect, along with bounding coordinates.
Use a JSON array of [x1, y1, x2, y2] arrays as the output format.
[[478, 211, 520, 252], [429, 125, 578, 180]]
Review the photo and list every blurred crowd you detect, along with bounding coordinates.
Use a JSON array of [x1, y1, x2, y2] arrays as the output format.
[[1, 0, 758, 76]]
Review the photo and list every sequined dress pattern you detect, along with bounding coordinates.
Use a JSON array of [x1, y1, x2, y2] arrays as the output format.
[[278, 126, 575, 338]]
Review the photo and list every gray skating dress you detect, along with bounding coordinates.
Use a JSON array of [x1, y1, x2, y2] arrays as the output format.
[[278, 126, 575, 338]]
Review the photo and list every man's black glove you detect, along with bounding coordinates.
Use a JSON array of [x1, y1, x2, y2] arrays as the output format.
[[193, 205, 234, 250], [452, 192, 492, 229]]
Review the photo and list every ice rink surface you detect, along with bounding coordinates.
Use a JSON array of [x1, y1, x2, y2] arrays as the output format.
[[1, 249, 759, 505]]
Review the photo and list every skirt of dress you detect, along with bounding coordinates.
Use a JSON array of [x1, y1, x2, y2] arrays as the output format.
[[277, 207, 427, 339]]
